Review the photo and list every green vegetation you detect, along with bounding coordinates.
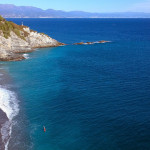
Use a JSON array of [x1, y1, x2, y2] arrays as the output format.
[[0, 15, 49, 40], [0, 15, 28, 40]]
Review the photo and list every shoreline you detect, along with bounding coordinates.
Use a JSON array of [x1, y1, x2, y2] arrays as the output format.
[[0, 43, 65, 62], [0, 67, 19, 150]]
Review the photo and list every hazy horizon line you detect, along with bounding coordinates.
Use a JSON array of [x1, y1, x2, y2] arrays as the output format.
[[1, 3, 150, 14]]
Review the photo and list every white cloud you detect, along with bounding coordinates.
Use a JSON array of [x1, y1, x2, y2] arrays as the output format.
[[129, 0, 150, 12]]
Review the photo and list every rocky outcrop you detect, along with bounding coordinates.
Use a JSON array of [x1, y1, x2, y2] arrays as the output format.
[[0, 16, 64, 61], [74, 40, 110, 45], [0, 16, 111, 61], [0, 49, 25, 61]]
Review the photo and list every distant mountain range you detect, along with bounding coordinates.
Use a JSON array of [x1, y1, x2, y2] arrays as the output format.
[[0, 4, 150, 18]]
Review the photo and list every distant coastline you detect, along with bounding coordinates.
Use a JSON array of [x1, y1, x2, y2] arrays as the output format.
[[0, 4, 150, 18], [3, 16, 150, 19]]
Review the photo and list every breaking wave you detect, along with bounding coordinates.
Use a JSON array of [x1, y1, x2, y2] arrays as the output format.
[[23, 54, 29, 59], [0, 86, 19, 150]]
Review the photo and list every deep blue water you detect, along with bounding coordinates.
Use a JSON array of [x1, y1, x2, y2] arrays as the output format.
[[3, 18, 150, 150]]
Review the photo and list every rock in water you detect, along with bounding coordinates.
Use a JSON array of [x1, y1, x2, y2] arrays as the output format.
[[73, 40, 110, 45]]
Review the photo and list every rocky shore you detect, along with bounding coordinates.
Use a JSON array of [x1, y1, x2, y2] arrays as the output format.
[[0, 16, 64, 61], [0, 16, 110, 61]]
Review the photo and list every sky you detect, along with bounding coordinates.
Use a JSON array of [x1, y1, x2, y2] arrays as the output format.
[[0, 0, 150, 13]]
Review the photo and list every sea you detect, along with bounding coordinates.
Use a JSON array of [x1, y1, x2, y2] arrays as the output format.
[[0, 18, 150, 150]]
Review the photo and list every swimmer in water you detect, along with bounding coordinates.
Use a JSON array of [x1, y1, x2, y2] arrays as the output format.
[[43, 126, 46, 132]]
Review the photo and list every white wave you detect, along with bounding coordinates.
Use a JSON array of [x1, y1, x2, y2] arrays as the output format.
[[23, 54, 29, 59], [1, 121, 11, 150], [93, 41, 112, 44], [0, 86, 19, 150], [0, 87, 19, 120], [93, 41, 99, 44]]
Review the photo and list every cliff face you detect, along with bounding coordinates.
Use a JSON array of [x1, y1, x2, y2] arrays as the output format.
[[0, 16, 63, 61]]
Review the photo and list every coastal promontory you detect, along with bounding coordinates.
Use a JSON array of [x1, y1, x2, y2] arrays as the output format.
[[0, 16, 63, 61]]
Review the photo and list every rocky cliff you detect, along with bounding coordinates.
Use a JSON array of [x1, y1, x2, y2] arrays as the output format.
[[0, 16, 63, 61]]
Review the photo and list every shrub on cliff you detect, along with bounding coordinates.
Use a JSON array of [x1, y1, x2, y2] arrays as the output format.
[[0, 15, 28, 40]]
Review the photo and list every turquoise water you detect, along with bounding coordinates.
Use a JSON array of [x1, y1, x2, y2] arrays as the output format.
[[2, 19, 150, 150]]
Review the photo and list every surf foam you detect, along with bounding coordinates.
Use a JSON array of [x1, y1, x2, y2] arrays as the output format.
[[23, 54, 29, 59], [0, 86, 19, 150]]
